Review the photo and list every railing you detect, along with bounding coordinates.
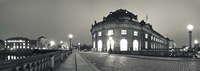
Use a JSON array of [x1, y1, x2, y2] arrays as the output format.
[[0, 50, 71, 71]]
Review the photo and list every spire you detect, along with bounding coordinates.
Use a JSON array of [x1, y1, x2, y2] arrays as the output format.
[[145, 14, 149, 23]]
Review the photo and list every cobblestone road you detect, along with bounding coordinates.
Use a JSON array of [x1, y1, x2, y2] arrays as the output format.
[[80, 52, 200, 71]]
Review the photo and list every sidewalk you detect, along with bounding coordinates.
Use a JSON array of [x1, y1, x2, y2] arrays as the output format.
[[84, 52, 200, 61], [56, 52, 100, 71]]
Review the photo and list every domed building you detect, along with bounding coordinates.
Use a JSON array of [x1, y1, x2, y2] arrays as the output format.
[[90, 9, 170, 56]]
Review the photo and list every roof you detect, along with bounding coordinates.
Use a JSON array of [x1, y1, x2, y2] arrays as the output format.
[[6, 37, 29, 40], [105, 9, 138, 21], [38, 36, 47, 39]]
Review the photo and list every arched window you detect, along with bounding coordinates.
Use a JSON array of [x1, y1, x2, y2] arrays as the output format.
[[98, 40, 102, 51], [133, 40, 139, 51], [107, 37, 114, 51], [120, 39, 128, 51], [93, 41, 95, 48]]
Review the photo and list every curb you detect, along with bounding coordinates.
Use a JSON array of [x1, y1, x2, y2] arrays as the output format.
[[79, 53, 100, 71]]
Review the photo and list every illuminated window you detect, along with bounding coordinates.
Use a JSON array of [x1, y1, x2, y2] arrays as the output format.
[[107, 30, 113, 36], [156, 38, 158, 42], [27, 46, 29, 49], [134, 31, 138, 36], [151, 36, 153, 40], [145, 34, 148, 38], [145, 41, 148, 49], [98, 31, 102, 36], [120, 39, 128, 51], [151, 43, 153, 49], [133, 40, 139, 51], [93, 34, 96, 38], [107, 37, 114, 51], [93, 41, 95, 48], [23, 46, 25, 48], [121, 30, 127, 35], [5, 43, 6, 46], [97, 40, 102, 51], [23, 43, 25, 46]]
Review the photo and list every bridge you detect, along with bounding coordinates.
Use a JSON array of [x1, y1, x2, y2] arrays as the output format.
[[0, 50, 71, 71]]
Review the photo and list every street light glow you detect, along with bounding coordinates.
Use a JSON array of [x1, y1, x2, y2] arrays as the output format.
[[60, 41, 63, 44], [69, 34, 73, 38], [187, 24, 193, 31], [50, 40, 55, 46], [194, 40, 199, 44]]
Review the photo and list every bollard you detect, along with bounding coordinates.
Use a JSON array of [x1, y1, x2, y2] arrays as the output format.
[[60, 52, 63, 62], [49, 54, 54, 71], [25, 64, 30, 71]]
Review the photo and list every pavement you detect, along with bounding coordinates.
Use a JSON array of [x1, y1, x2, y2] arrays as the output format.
[[81, 52, 200, 71], [56, 51, 100, 71], [85, 52, 199, 61]]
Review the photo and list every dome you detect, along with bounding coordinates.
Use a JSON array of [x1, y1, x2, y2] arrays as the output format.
[[105, 9, 138, 21]]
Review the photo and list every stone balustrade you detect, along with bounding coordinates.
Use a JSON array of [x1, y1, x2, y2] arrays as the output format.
[[0, 50, 71, 71]]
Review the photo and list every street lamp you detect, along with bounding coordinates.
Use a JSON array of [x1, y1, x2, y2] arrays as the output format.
[[194, 40, 199, 44], [78, 43, 80, 51], [50, 40, 55, 47], [68, 34, 73, 49], [187, 24, 193, 51], [60, 41, 63, 44]]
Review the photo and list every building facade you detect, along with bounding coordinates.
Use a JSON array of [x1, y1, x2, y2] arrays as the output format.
[[90, 9, 170, 56], [4, 37, 36, 50], [0, 40, 4, 50], [37, 36, 49, 49]]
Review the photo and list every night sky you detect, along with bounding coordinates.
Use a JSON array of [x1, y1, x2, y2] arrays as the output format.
[[0, 0, 200, 47]]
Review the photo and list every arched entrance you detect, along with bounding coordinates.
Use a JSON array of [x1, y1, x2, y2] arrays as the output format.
[[107, 37, 114, 51], [97, 40, 102, 51], [133, 40, 139, 51], [120, 39, 128, 51]]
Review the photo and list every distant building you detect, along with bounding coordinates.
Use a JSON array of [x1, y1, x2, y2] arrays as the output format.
[[169, 40, 176, 49], [4, 37, 37, 50], [30, 40, 37, 49], [37, 36, 49, 49], [0, 40, 4, 50], [90, 9, 171, 56]]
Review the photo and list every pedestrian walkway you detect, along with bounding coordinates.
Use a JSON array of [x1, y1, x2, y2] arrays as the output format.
[[56, 52, 100, 71], [85, 52, 199, 61]]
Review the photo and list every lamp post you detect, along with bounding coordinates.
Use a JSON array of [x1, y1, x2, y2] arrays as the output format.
[[68, 34, 73, 50], [78, 43, 80, 51], [187, 25, 193, 51], [50, 40, 55, 49], [194, 40, 199, 58]]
